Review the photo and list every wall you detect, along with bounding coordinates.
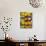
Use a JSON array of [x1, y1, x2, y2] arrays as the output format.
[[0, 0, 46, 40]]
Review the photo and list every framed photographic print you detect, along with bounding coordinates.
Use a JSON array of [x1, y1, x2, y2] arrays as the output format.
[[20, 12, 32, 28]]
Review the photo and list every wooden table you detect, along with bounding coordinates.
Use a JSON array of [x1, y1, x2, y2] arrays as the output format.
[[5, 39, 46, 46]]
